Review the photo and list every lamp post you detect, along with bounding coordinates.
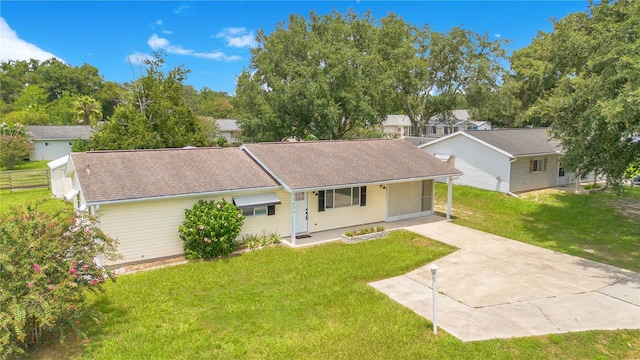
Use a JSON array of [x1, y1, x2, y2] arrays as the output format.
[[428, 264, 438, 335]]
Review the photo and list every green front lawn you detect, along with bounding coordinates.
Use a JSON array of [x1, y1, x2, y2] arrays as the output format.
[[15, 184, 640, 359], [31, 231, 639, 359], [435, 184, 640, 272]]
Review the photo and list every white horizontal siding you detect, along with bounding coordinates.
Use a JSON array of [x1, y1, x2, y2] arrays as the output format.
[[510, 156, 562, 193], [308, 185, 386, 232], [424, 135, 511, 193], [32, 140, 72, 161], [237, 190, 291, 238], [98, 190, 291, 265]]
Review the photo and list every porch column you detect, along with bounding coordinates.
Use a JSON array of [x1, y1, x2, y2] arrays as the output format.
[[290, 193, 297, 246], [447, 176, 453, 220]]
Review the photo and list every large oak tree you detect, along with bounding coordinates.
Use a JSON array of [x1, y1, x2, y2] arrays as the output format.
[[512, 0, 640, 185], [234, 10, 394, 141]]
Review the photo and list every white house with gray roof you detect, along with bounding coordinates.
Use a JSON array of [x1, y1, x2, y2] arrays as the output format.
[[420, 128, 574, 194], [61, 139, 461, 266], [216, 119, 241, 143], [29, 125, 92, 161]]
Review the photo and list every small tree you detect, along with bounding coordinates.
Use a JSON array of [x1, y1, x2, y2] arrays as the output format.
[[179, 199, 245, 260], [0, 123, 33, 169], [0, 202, 121, 357]]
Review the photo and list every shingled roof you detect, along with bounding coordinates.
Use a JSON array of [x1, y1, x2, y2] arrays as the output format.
[[70, 147, 279, 204], [465, 128, 563, 156], [243, 139, 461, 191], [29, 125, 92, 140]]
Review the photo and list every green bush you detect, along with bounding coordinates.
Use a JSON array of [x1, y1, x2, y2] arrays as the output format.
[[179, 199, 245, 260], [583, 183, 601, 190], [1, 122, 33, 170], [0, 201, 121, 357]]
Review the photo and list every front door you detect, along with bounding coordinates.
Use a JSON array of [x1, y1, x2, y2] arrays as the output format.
[[295, 192, 308, 233]]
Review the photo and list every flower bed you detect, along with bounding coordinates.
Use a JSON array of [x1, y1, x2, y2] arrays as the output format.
[[342, 226, 387, 244]]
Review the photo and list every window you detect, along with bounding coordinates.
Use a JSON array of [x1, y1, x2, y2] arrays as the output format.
[[232, 193, 280, 217], [243, 206, 268, 217], [530, 158, 547, 173], [318, 186, 366, 211]]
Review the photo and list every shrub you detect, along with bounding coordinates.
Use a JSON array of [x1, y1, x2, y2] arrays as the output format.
[[239, 231, 281, 251], [179, 199, 245, 260], [216, 136, 228, 147], [1, 122, 33, 170], [345, 226, 385, 238], [583, 183, 601, 190], [0, 201, 121, 357]]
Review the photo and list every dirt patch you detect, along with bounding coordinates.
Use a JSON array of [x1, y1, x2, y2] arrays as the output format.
[[111, 256, 188, 275], [608, 198, 640, 221], [412, 237, 434, 247]]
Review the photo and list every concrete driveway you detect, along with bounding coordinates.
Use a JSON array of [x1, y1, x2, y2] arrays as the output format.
[[369, 221, 640, 341]]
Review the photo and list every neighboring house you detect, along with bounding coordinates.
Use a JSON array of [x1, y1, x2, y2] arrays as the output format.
[[385, 110, 491, 138], [61, 139, 461, 266], [216, 119, 241, 143], [29, 125, 92, 161], [382, 114, 412, 137], [410, 110, 492, 137], [420, 128, 574, 194]]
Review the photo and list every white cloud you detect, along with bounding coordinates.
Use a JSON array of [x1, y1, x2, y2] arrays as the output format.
[[162, 30, 173, 35], [125, 52, 154, 66], [494, 33, 501, 38], [0, 17, 62, 62], [147, 34, 241, 61], [156, 19, 163, 26], [174, 4, 192, 15], [193, 52, 241, 61], [216, 27, 258, 48]]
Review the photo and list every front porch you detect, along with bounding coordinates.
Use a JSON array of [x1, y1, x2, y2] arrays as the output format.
[[281, 214, 448, 248]]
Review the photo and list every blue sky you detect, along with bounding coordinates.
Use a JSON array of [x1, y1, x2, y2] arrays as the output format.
[[1, 1, 589, 95]]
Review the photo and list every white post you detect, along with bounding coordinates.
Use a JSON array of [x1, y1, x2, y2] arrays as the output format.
[[446, 177, 453, 220], [290, 193, 296, 246], [429, 264, 438, 335]]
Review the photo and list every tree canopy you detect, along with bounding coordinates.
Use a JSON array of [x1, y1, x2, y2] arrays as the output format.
[[89, 53, 207, 150], [234, 10, 395, 141], [233, 10, 507, 140], [511, 0, 640, 185]]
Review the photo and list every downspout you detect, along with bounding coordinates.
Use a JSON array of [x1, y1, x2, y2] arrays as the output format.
[[290, 193, 296, 246], [506, 157, 518, 197]]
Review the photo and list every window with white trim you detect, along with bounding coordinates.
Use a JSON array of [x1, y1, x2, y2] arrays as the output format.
[[530, 158, 547, 173], [318, 186, 366, 211]]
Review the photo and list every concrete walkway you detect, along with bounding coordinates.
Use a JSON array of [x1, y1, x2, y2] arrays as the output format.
[[369, 221, 640, 341]]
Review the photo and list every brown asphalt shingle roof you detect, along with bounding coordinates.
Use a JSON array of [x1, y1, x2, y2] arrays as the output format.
[[29, 125, 92, 140], [71, 147, 279, 204], [466, 128, 563, 156], [243, 139, 461, 191]]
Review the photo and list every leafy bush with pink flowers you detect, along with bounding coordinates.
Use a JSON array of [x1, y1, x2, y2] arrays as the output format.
[[0, 201, 121, 357], [179, 199, 245, 260]]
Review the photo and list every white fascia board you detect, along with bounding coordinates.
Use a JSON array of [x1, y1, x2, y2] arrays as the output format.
[[85, 185, 283, 207], [240, 145, 292, 191]]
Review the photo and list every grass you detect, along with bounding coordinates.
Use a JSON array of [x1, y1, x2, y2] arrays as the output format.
[[434, 183, 640, 272], [8, 185, 639, 359], [0, 160, 50, 171], [0, 188, 69, 214], [29, 231, 639, 359]]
